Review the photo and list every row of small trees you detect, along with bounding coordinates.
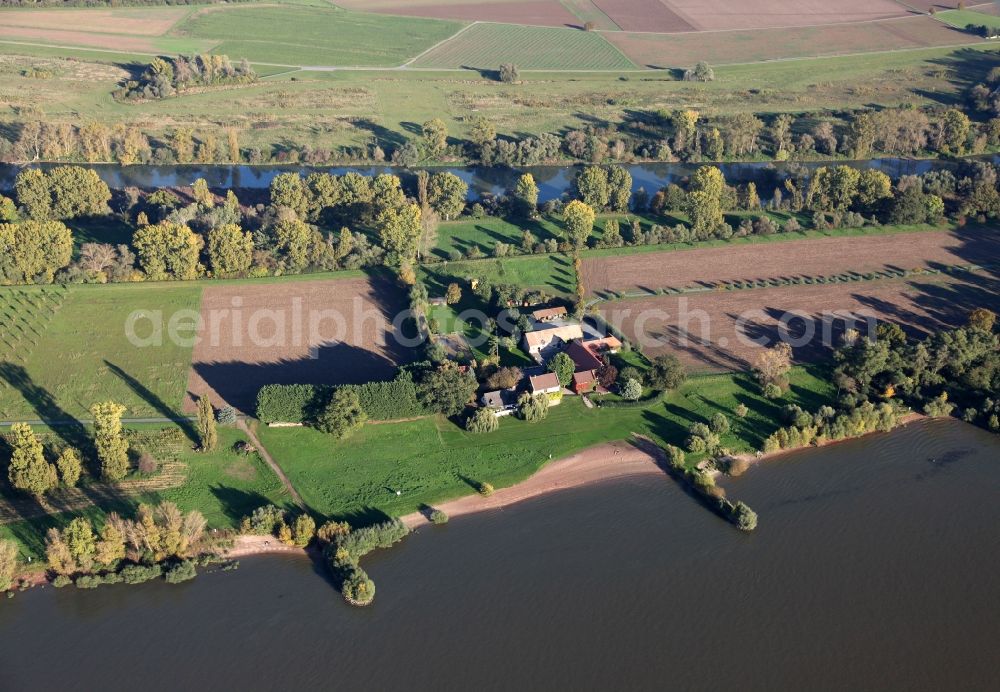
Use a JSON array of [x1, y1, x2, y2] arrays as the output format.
[[7, 79, 999, 168]]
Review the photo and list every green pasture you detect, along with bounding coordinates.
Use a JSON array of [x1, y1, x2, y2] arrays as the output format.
[[937, 9, 1000, 30], [421, 253, 575, 297], [411, 22, 635, 70], [256, 365, 835, 520]]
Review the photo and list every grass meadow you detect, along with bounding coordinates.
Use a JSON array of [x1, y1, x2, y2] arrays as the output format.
[[938, 9, 1000, 30], [0, 283, 202, 421], [0, 36, 993, 161]]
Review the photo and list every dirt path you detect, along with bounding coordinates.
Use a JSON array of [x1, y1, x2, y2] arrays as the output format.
[[237, 419, 306, 510], [401, 438, 667, 528]]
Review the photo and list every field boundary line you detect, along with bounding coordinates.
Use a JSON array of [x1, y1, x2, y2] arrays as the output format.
[[402, 20, 477, 68], [560, 0, 623, 31]]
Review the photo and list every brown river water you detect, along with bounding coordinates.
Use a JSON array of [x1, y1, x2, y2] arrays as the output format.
[[0, 418, 996, 691]]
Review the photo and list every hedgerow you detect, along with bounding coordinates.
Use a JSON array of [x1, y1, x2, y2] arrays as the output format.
[[256, 373, 427, 424]]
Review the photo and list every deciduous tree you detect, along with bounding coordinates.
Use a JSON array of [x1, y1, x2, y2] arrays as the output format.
[[512, 173, 539, 217], [574, 166, 610, 209], [316, 389, 368, 439], [56, 447, 82, 488], [563, 200, 595, 247], [649, 354, 686, 391], [754, 343, 793, 390], [0, 219, 73, 284], [417, 366, 477, 416], [0, 539, 19, 591], [7, 423, 57, 498], [427, 172, 467, 220], [686, 166, 725, 238], [91, 401, 130, 482], [421, 118, 448, 158], [207, 223, 253, 275], [377, 203, 422, 265], [547, 352, 575, 387], [133, 221, 203, 280], [196, 395, 218, 452]]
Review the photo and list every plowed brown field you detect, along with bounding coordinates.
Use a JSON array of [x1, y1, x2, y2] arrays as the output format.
[[600, 274, 994, 372], [185, 276, 412, 413], [662, 0, 907, 31], [581, 230, 995, 297], [607, 15, 977, 67], [593, 0, 696, 32]]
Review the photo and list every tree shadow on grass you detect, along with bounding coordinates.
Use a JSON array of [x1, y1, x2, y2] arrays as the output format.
[[0, 361, 93, 459], [332, 505, 393, 529], [104, 361, 199, 443], [208, 486, 293, 525], [456, 473, 481, 492], [640, 408, 688, 447]]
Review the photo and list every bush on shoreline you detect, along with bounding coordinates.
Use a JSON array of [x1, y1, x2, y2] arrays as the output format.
[[327, 520, 410, 607]]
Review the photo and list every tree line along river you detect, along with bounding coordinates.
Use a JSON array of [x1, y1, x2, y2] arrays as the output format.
[[3, 156, 997, 202]]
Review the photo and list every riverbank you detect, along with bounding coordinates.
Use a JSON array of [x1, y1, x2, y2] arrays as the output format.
[[728, 411, 927, 470], [401, 439, 665, 528]]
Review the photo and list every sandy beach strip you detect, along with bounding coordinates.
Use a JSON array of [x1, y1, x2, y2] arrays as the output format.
[[401, 439, 666, 528]]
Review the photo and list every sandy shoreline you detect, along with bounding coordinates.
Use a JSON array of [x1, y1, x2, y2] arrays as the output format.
[[400, 439, 666, 528]]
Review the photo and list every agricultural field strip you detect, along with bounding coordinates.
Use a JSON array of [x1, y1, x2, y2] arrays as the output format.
[[598, 272, 993, 373], [588, 265, 992, 306], [595, 10, 940, 37], [581, 231, 996, 296], [0, 9, 986, 71], [410, 20, 637, 70]]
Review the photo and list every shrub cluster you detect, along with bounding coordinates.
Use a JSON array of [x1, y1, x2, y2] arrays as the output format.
[[762, 400, 901, 453], [114, 54, 256, 102], [327, 520, 410, 607]]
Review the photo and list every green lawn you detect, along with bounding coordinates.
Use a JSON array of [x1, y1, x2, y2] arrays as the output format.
[[0, 425, 291, 558], [257, 365, 834, 522], [0, 283, 202, 420], [173, 5, 464, 66], [422, 253, 576, 297], [411, 22, 635, 70], [937, 9, 1000, 30]]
